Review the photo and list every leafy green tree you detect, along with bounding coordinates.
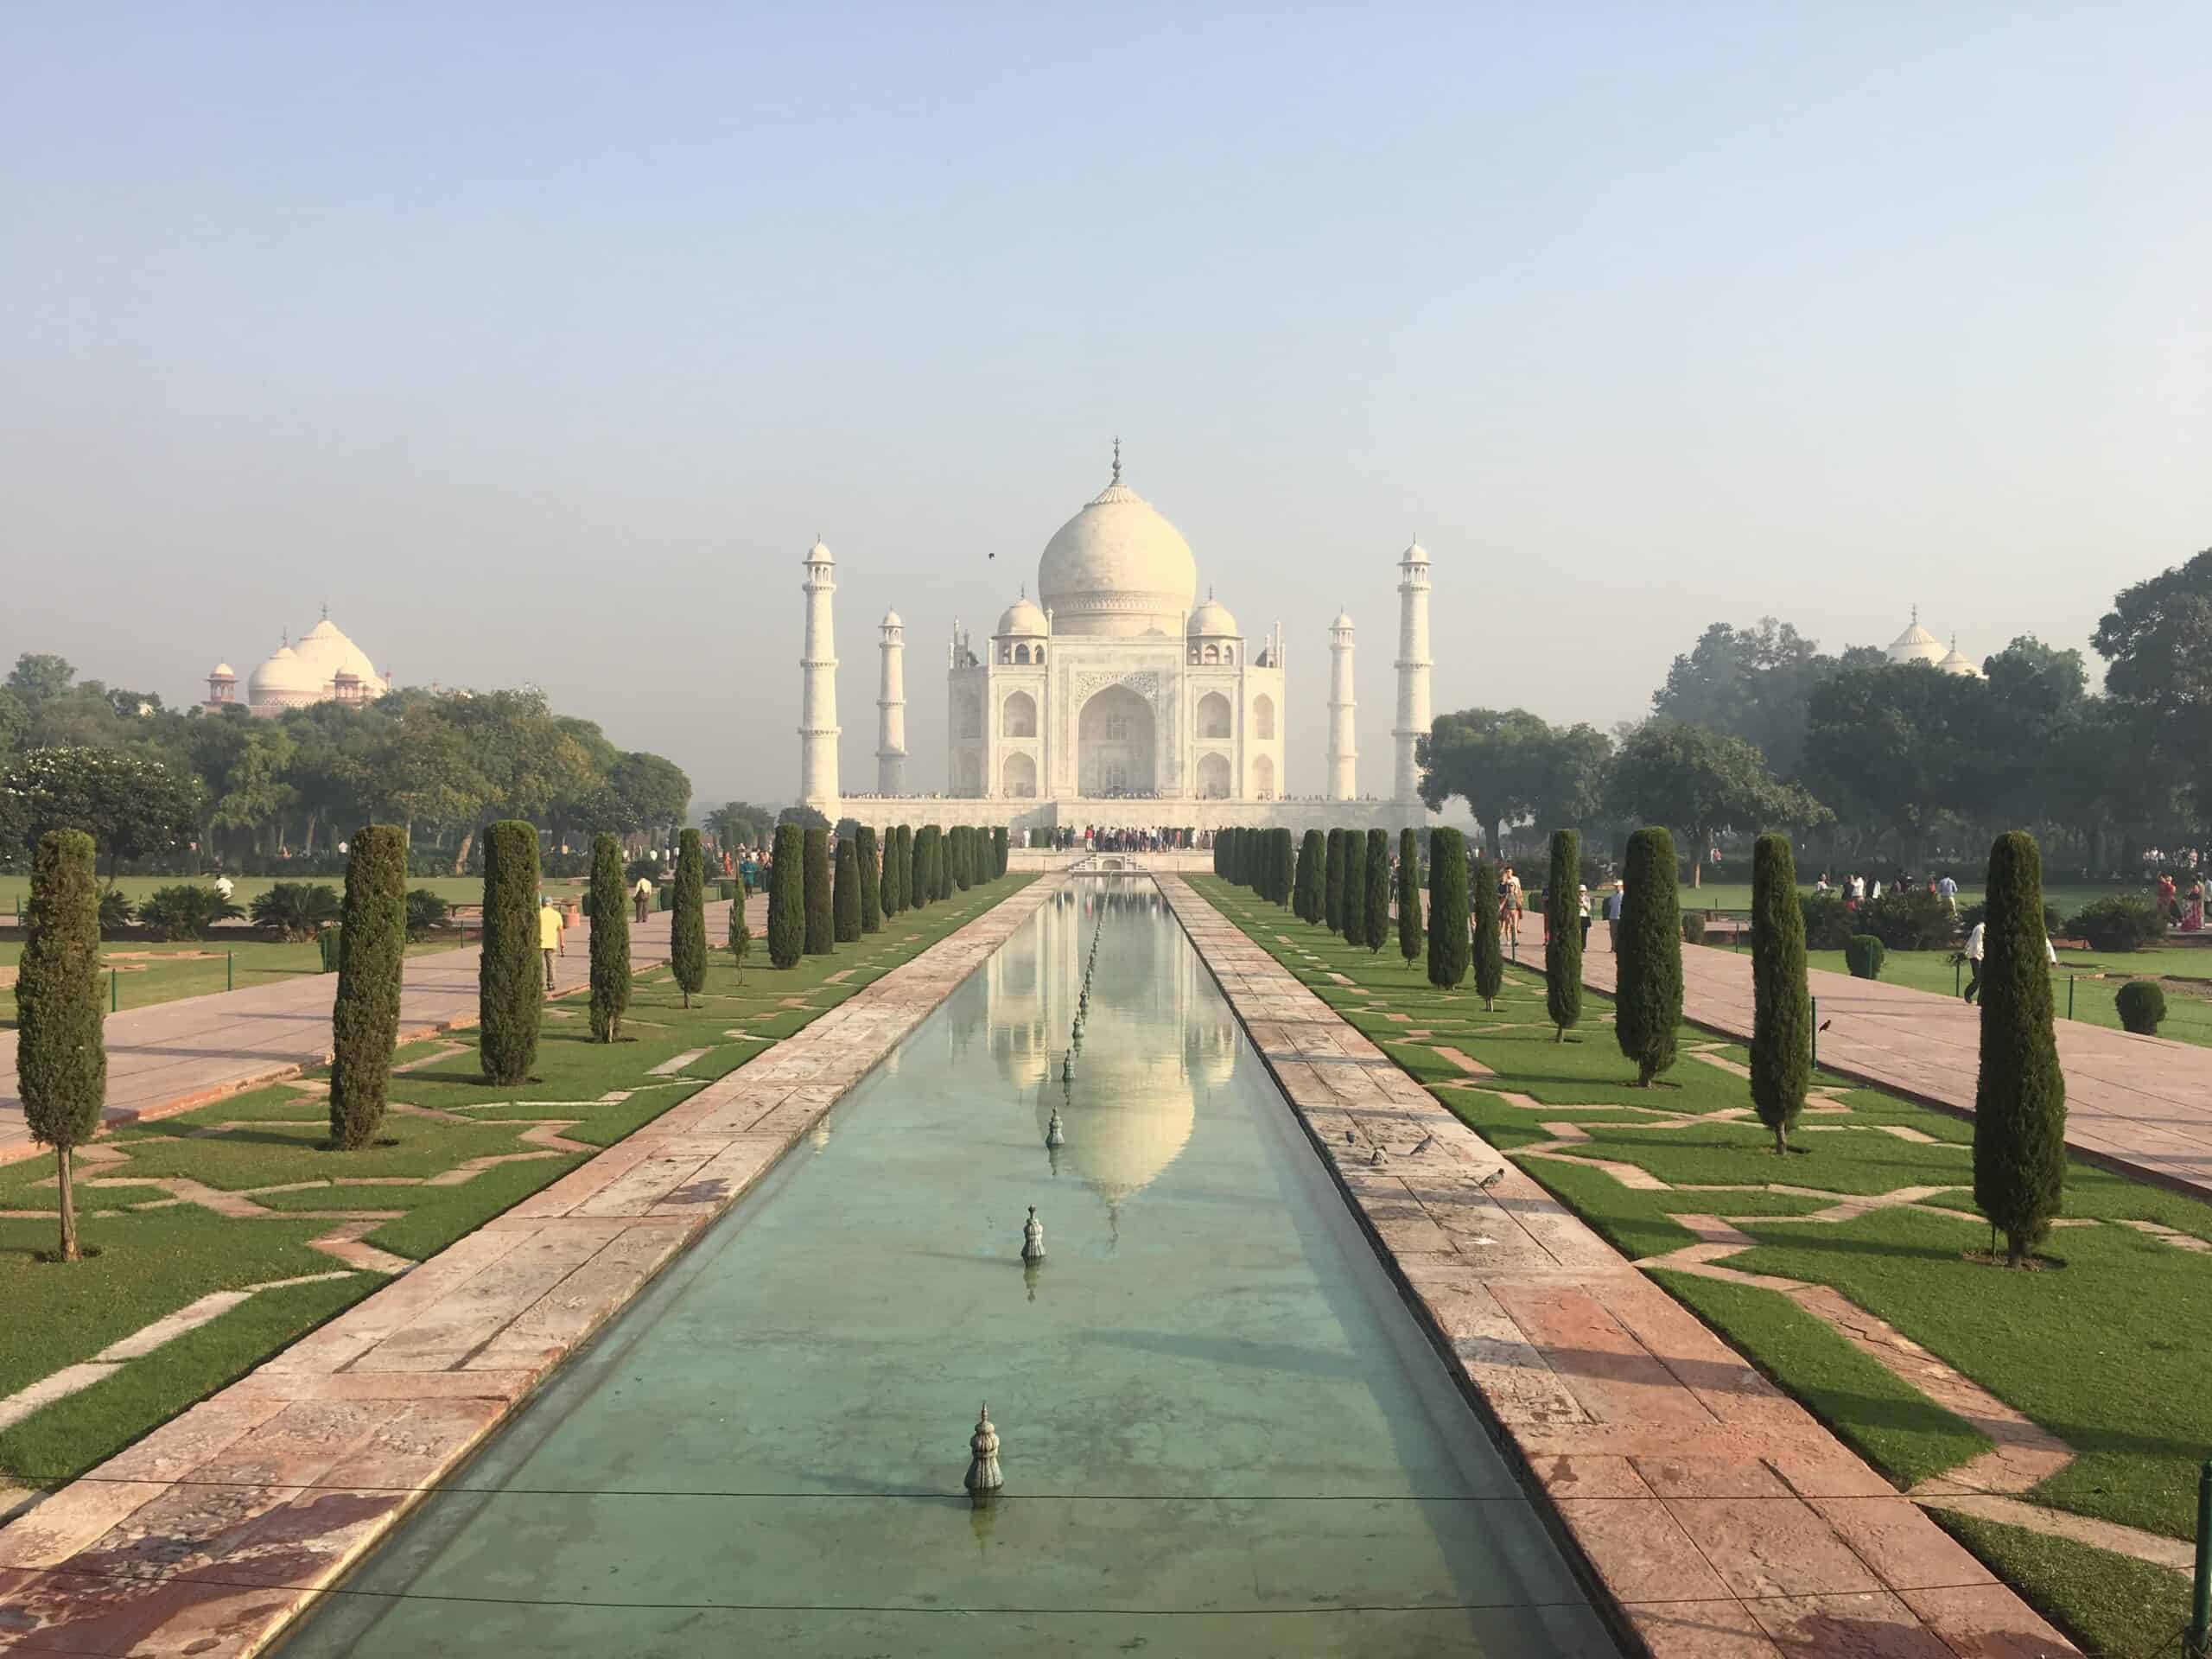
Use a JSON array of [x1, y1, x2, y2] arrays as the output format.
[[7, 652, 77, 706], [1341, 828, 1367, 942], [137, 885, 241, 941], [1396, 828, 1423, 963], [1543, 830, 1581, 1040], [1362, 830, 1389, 950], [1650, 618, 1839, 779], [728, 888, 752, 981], [1427, 828, 1471, 992], [17, 830, 105, 1261], [767, 823, 805, 967], [1607, 720, 1829, 887], [330, 826, 406, 1149], [1294, 830, 1325, 922], [1803, 663, 1985, 869], [1420, 709, 1611, 856], [1973, 831, 2067, 1266], [478, 821, 542, 1084], [1615, 828, 1682, 1086], [704, 800, 778, 855], [804, 826, 834, 953], [1749, 833, 1810, 1153], [589, 833, 631, 1039], [0, 747, 200, 882], [1471, 859, 1503, 1009], [857, 827, 883, 931], [1325, 830, 1347, 931], [2094, 549, 2212, 819], [250, 882, 340, 941], [671, 828, 707, 1007], [833, 836, 862, 942]]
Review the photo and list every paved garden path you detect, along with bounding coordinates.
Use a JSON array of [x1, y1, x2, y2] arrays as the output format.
[[1167, 879, 2077, 1659], [0, 896, 764, 1166], [1549, 921, 2212, 1204]]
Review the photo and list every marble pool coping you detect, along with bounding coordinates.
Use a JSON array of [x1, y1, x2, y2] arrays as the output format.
[[1155, 876, 2079, 1659], [0, 876, 1064, 1659]]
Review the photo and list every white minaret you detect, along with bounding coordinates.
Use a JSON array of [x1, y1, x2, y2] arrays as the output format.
[[875, 609, 906, 795], [1392, 536, 1433, 804], [1326, 610, 1357, 801], [798, 535, 840, 811]]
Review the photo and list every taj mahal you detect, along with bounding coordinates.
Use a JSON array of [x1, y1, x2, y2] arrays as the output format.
[[798, 448, 1432, 838]]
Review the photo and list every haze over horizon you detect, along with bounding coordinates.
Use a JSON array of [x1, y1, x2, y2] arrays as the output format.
[[4, 4, 2205, 809]]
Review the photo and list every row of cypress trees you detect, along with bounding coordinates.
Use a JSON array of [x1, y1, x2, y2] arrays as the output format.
[[762, 819, 1008, 972]]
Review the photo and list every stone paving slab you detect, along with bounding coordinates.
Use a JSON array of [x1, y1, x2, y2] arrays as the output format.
[[0, 896, 767, 1166], [0, 878, 1059, 1659], [1157, 878, 2077, 1659], [1559, 915, 2212, 1204]]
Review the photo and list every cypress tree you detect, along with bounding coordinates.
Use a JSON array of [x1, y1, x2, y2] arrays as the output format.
[[1325, 830, 1347, 931], [886, 825, 907, 915], [953, 826, 973, 891], [1223, 827, 1239, 884], [857, 827, 883, 932], [1213, 833, 1225, 877], [1974, 831, 2067, 1266], [1342, 829, 1368, 942], [1363, 829, 1390, 951], [478, 819, 541, 1085], [1273, 828, 1295, 906], [671, 828, 707, 1007], [1544, 830, 1583, 1042], [994, 825, 1009, 879], [1471, 858, 1503, 1008], [934, 826, 950, 899], [1615, 827, 1682, 1087], [1397, 828, 1424, 963], [727, 878, 752, 982], [17, 830, 105, 1261], [833, 836, 862, 942], [330, 824, 406, 1147], [588, 832, 631, 1039], [1749, 833, 1810, 1154], [1427, 827, 1471, 992], [895, 824, 913, 911], [1294, 830, 1325, 922], [910, 825, 930, 908], [768, 823, 806, 967], [804, 826, 834, 953]]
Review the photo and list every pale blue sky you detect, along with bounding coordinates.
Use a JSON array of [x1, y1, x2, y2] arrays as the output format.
[[3, 4, 2205, 805]]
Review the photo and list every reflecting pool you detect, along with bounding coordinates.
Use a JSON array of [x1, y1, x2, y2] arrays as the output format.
[[278, 878, 1618, 1656]]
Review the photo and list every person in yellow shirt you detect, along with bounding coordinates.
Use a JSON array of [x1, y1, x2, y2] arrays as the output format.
[[538, 896, 563, 992]]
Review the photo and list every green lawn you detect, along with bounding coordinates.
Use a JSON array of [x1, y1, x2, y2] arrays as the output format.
[[1669, 880, 2147, 918], [1192, 875, 2212, 1656], [0, 936, 463, 1027], [0, 874, 1030, 1489], [0, 874, 508, 920]]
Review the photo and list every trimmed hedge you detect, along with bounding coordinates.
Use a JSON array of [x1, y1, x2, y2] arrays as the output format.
[[768, 823, 805, 967], [2069, 894, 2165, 953], [478, 820, 541, 1085], [329, 824, 406, 1148], [2116, 979, 2166, 1035], [1974, 831, 2067, 1266], [1844, 934, 1885, 980], [1681, 912, 1708, 945], [1615, 828, 1681, 1087]]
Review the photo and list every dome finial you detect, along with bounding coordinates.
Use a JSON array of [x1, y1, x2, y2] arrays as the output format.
[[1111, 434, 1122, 486], [1911, 603, 1919, 626]]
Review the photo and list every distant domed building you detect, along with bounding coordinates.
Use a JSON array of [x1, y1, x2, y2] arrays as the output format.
[[1885, 609, 1980, 678], [203, 611, 394, 716]]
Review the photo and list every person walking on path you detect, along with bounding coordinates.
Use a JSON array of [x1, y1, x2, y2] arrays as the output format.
[[632, 874, 653, 925], [1577, 883, 1592, 949], [1937, 871, 1958, 914], [213, 874, 234, 905], [1499, 866, 1522, 950], [1601, 880, 1624, 952], [538, 896, 563, 992], [1961, 919, 1985, 1003]]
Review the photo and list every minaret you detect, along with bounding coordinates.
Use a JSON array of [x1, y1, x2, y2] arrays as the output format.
[[1393, 536, 1433, 804], [1327, 610, 1357, 801], [875, 609, 906, 796], [798, 535, 840, 811]]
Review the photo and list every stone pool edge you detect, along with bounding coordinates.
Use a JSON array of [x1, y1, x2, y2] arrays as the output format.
[[1155, 875, 2077, 1659], [0, 875, 1064, 1659]]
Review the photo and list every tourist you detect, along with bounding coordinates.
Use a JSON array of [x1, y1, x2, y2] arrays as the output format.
[[1499, 866, 1522, 949], [632, 873, 654, 924], [2187, 880, 2206, 934], [213, 873, 234, 904], [538, 896, 563, 992], [1578, 883, 1592, 948], [1815, 872, 1830, 893], [1602, 880, 1624, 951], [1961, 920, 1984, 1003], [2158, 872, 2179, 924], [1937, 872, 1959, 914]]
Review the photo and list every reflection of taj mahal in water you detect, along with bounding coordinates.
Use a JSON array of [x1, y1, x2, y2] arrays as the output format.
[[948, 885, 1236, 1232], [798, 448, 1430, 838]]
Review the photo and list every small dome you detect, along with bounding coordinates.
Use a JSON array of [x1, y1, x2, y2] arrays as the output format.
[[1936, 639, 1981, 677], [1331, 610, 1356, 632], [1886, 611, 1945, 666], [805, 536, 834, 564], [1187, 594, 1238, 636], [995, 591, 1047, 637], [248, 645, 321, 699], [1401, 536, 1428, 565], [880, 608, 904, 629], [210, 663, 236, 679]]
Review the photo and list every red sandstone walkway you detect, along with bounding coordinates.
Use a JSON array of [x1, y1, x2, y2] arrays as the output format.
[[0, 896, 763, 1166], [1164, 878, 2076, 1659], [1550, 918, 2212, 1202]]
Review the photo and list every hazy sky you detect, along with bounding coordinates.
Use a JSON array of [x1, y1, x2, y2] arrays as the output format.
[[4, 4, 2206, 808]]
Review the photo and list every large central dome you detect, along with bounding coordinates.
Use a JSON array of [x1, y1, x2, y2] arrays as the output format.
[[1036, 458, 1198, 638]]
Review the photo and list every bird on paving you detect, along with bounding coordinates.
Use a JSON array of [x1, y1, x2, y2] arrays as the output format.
[[1478, 1166, 1507, 1188]]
